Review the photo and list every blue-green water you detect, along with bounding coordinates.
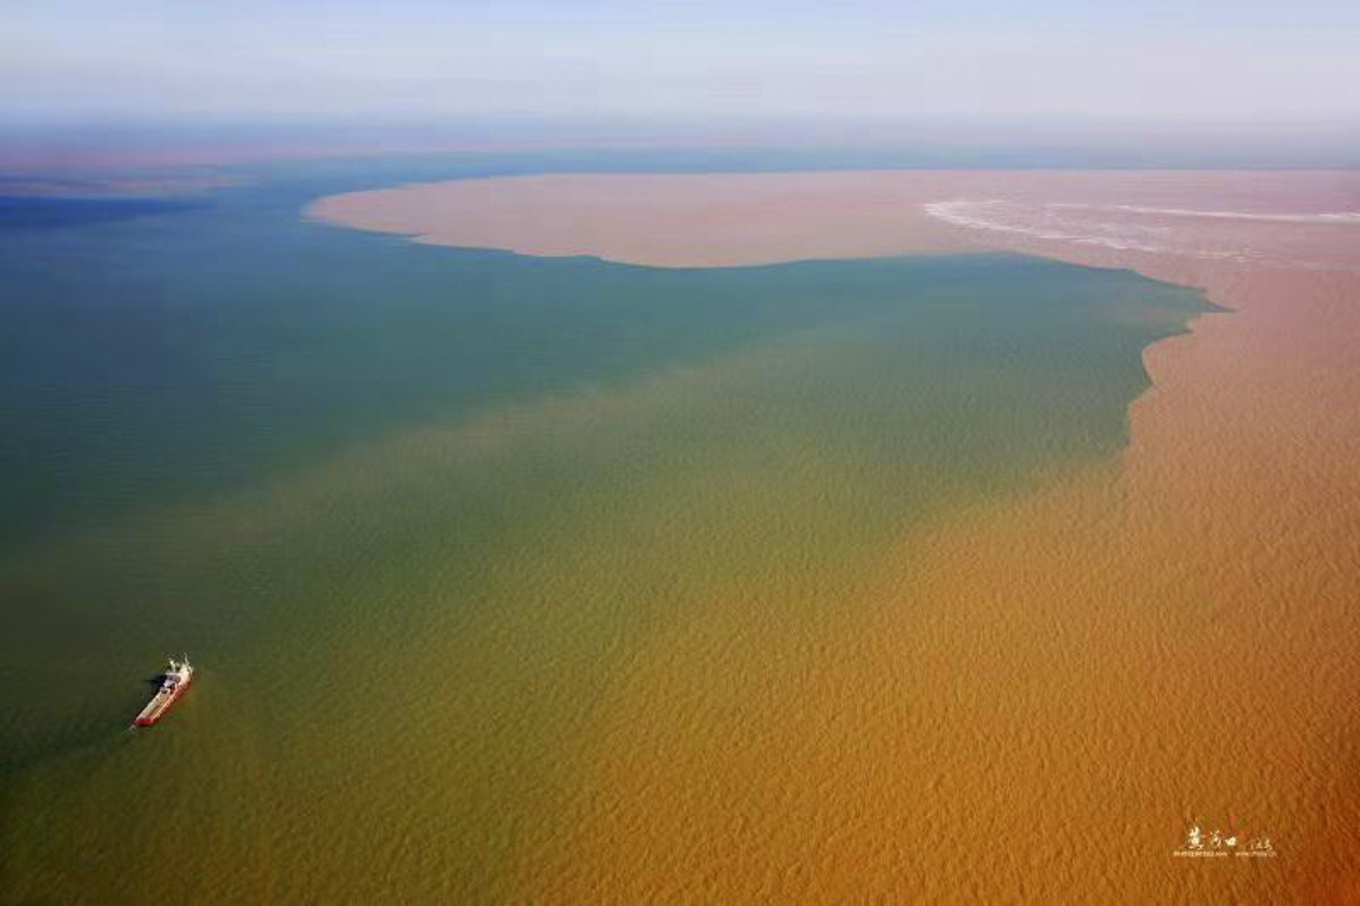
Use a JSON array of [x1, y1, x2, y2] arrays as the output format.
[[0, 156, 1207, 901]]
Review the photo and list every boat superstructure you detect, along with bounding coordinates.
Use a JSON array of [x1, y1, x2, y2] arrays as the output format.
[[134, 656, 193, 727]]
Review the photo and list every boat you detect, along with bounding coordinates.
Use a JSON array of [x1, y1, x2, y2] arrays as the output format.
[[133, 656, 193, 727]]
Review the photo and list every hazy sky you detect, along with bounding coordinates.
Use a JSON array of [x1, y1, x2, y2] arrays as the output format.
[[3, 0, 1359, 125]]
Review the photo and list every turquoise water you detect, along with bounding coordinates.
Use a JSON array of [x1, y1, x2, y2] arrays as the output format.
[[0, 158, 1207, 901]]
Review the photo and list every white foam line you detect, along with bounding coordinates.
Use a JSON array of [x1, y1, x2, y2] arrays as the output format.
[[1047, 203, 1360, 224], [922, 199, 1248, 260], [924, 200, 1171, 255]]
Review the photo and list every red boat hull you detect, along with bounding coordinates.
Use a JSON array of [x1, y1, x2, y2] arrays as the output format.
[[134, 672, 192, 727]]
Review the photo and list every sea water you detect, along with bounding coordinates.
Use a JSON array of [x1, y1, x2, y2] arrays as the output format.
[[0, 156, 1206, 901]]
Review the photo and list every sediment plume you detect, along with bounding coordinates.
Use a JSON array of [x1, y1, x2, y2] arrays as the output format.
[[312, 169, 1360, 902]]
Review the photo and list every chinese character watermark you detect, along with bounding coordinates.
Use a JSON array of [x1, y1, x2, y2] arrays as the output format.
[[1173, 823, 1276, 859]]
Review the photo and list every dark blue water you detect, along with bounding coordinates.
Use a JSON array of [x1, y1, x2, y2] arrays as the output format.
[[0, 154, 1203, 551]]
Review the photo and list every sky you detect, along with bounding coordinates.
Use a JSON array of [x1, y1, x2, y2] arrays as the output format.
[[3, 0, 1359, 127]]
